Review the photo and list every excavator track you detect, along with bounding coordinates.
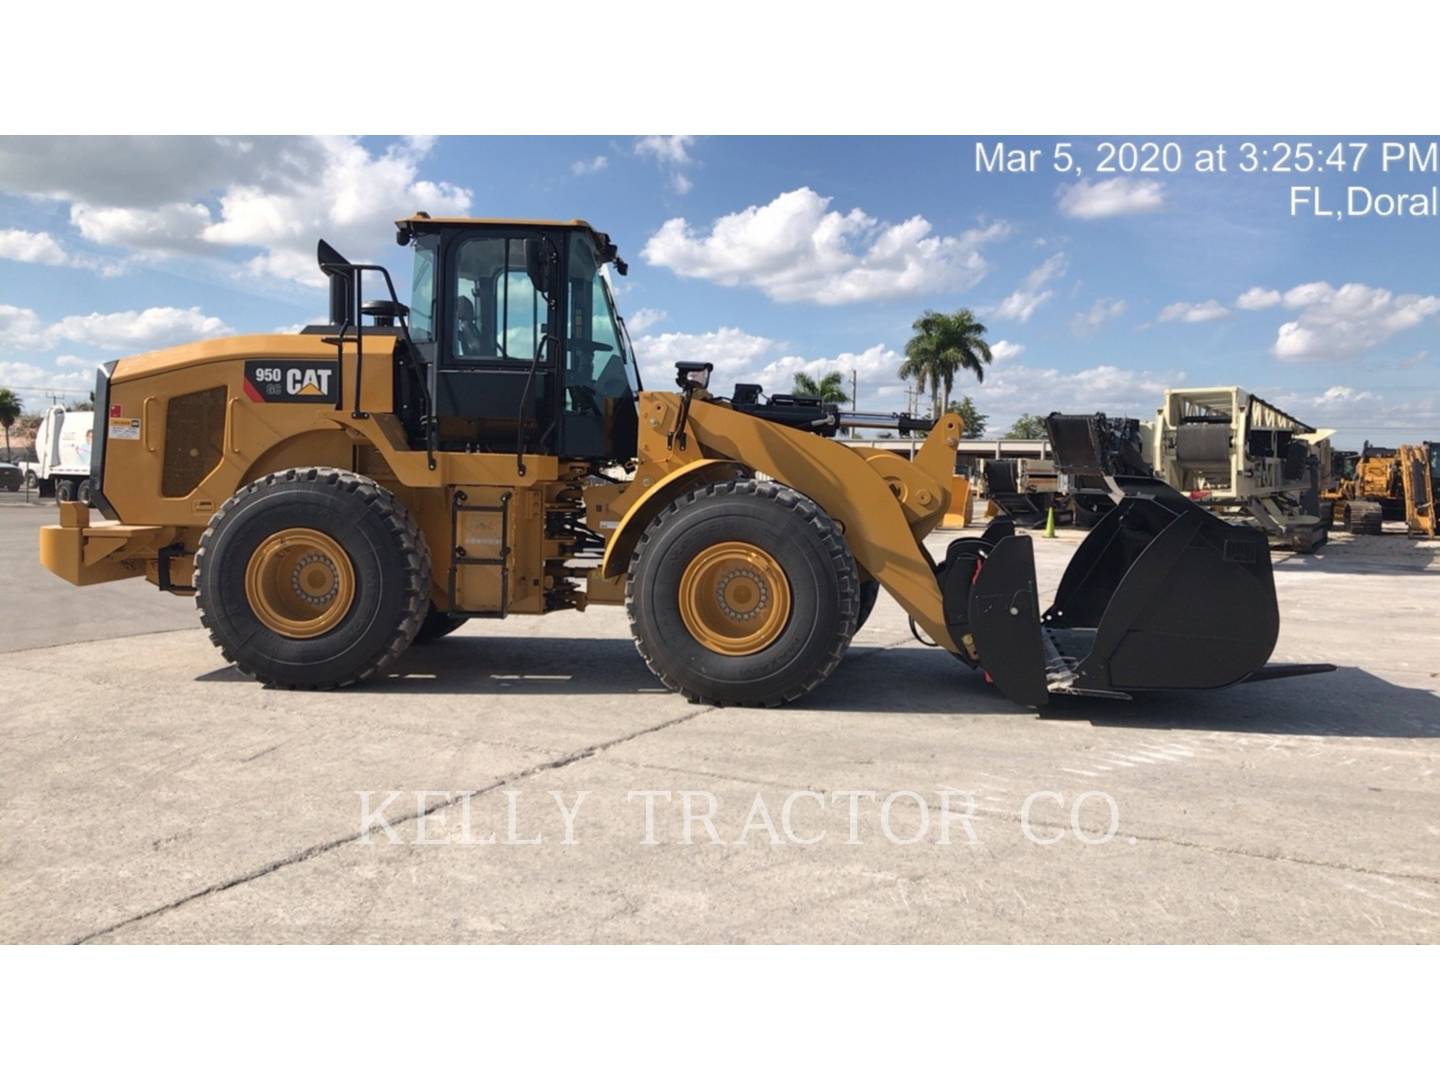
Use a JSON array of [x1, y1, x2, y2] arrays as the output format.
[[1343, 500, 1384, 535]]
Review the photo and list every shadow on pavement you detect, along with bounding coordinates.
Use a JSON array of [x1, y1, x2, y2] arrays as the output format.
[[1044, 665, 1440, 739], [1272, 537, 1440, 575], [197, 634, 1437, 736], [336, 636, 1034, 716]]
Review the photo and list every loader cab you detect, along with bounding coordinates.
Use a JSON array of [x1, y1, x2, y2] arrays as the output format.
[[396, 216, 640, 463]]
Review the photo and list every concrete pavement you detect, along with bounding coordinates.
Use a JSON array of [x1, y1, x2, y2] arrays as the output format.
[[2, 502, 1437, 942]]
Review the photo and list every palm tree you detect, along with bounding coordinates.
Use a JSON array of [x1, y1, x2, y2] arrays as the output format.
[[0, 388, 21, 463], [792, 371, 850, 404], [899, 309, 993, 417]]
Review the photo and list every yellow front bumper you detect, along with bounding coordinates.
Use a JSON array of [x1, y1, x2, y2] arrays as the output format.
[[39, 502, 169, 586]]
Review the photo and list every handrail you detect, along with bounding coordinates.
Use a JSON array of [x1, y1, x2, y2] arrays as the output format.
[[319, 258, 436, 472]]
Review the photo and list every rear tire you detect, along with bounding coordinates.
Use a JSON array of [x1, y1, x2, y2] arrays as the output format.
[[627, 479, 859, 707], [55, 479, 76, 502], [76, 479, 91, 505], [194, 468, 431, 689]]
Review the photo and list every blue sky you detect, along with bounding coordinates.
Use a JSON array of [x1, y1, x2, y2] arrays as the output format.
[[1, 135, 1436, 447]]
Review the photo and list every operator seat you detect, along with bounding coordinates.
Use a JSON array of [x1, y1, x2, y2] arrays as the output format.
[[455, 294, 484, 356]]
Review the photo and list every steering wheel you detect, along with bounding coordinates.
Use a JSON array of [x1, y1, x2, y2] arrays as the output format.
[[569, 340, 614, 356]]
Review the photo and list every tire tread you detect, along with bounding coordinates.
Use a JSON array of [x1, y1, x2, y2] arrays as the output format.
[[193, 467, 431, 689], [624, 478, 858, 707]]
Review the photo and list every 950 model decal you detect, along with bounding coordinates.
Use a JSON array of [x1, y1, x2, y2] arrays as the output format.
[[243, 360, 340, 404]]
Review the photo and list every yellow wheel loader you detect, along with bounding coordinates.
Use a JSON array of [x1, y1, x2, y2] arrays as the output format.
[[39, 216, 1331, 706], [1325, 442, 1437, 537]]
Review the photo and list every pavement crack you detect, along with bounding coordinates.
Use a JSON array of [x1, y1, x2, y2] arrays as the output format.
[[70, 705, 714, 944], [935, 801, 1440, 886]]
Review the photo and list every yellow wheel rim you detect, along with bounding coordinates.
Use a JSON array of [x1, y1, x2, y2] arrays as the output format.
[[677, 541, 792, 656], [244, 527, 355, 639]]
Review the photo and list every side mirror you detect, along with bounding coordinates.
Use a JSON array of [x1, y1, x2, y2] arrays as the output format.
[[675, 361, 713, 391], [524, 238, 555, 298]]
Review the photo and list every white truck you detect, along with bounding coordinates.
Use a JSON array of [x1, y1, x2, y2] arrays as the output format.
[[30, 406, 96, 502]]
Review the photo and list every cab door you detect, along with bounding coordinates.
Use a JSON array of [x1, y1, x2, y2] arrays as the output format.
[[431, 228, 560, 453]]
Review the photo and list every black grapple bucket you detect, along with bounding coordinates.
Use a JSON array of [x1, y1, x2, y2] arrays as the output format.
[[958, 478, 1331, 705]]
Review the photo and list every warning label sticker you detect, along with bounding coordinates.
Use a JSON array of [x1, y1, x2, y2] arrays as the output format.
[[109, 418, 141, 440]]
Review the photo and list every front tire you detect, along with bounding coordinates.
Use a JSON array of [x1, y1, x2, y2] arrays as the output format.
[[194, 468, 431, 689], [627, 479, 859, 706], [855, 579, 881, 631]]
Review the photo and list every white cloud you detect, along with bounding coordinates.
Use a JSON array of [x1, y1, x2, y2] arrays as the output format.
[[0, 228, 69, 266], [1271, 281, 1440, 361], [1, 136, 472, 286], [756, 345, 903, 401], [571, 155, 608, 176], [990, 253, 1065, 323], [980, 361, 1181, 426], [635, 136, 696, 194], [0, 136, 327, 206], [200, 137, 471, 284], [1158, 299, 1229, 323], [1070, 297, 1126, 336], [624, 307, 667, 333], [1268, 384, 1440, 443], [633, 326, 775, 389], [0, 359, 93, 393], [1235, 286, 1281, 311], [990, 340, 1025, 362], [54, 354, 97, 368], [632, 327, 906, 405], [1315, 385, 1378, 408], [643, 187, 1009, 305], [70, 202, 214, 255], [635, 136, 695, 167], [1057, 177, 1165, 219], [0, 304, 47, 349], [48, 307, 233, 352], [0, 304, 232, 354]]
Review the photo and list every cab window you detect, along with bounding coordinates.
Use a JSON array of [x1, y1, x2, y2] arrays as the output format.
[[408, 235, 438, 342], [451, 236, 546, 362]]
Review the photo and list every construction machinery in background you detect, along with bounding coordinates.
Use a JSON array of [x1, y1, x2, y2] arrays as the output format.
[[980, 457, 1058, 527], [1322, 441, 1438, 537], [979, 457, 1111, 529], [1148, 387, 1332, 554], [1398, 443, 1438, 537], [38, 216, 1330, 707], [1324, 443, 1396, 534]]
